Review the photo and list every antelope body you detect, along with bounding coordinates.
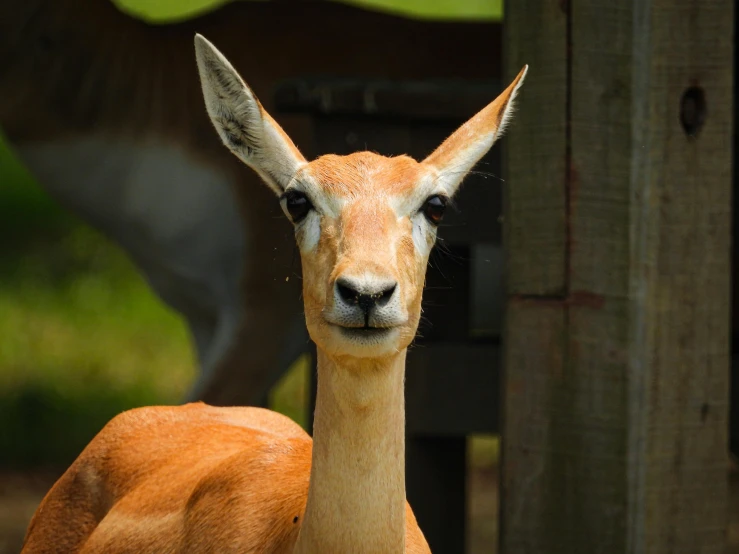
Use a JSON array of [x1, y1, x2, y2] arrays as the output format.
[[20, 33, 526, 554], [0, 0, 498, 405]]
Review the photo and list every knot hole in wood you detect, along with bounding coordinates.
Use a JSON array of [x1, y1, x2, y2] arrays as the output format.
[[680, 86, 707, 138]]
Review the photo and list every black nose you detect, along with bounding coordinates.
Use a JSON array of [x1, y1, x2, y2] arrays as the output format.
[[336, 278, 397, 314]]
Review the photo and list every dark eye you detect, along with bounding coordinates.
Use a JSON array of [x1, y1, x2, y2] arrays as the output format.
[[283, 190, 313, 223], [422, 195, 448, 226]]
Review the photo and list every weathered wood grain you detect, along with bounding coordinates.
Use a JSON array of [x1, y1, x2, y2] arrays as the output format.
[[503, 0, 568, 295], [501, 0, 732, 552]]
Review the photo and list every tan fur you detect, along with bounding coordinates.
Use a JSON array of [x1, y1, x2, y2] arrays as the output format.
[[20, 31, 526, 554], [0, 0, 502, 406]]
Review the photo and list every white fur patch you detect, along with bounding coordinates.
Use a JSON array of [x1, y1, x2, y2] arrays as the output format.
[[410, 212, 436, 258], [282, 174, 348, 251], [297, 211, 322, 252], [389, 172, 443, 257]]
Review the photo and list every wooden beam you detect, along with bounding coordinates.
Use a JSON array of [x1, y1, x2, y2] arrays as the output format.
[[274, 79, 502, 121], [501, 0, 733, 552]]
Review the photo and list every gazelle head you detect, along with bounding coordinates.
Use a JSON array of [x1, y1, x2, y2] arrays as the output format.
[[194, 34, 526, 359]]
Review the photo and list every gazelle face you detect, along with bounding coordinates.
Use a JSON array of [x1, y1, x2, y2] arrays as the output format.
[[280, 153, 445, 357], [194, 34, 527, 358]]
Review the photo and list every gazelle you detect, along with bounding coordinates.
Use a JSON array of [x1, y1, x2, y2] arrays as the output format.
[[0, 0, 498, 406], [20, 35, 526, 553]]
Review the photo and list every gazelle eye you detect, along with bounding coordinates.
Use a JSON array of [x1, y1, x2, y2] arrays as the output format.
[[421, 195, 448, 226], [282, 190, 313, 223]]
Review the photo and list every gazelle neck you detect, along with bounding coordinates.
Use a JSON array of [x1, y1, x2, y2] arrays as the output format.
[[294, 348, 407, 554]]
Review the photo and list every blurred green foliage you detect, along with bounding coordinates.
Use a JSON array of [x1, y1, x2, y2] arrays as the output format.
[[113, 0, 503, 22]]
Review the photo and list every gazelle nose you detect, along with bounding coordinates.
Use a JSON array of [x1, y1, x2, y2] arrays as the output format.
[[335, 277, 398, 314]]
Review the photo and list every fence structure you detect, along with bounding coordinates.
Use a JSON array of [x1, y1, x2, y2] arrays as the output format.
[[501, 1, 733, 552]]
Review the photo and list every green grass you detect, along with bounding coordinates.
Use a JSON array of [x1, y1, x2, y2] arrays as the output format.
[[0, 225, 194, 400]]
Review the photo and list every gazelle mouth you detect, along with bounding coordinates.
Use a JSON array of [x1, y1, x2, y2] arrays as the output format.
[[343, 326, 391, 333], [327, 322, 398, 340], [339, 327, 395, 343]]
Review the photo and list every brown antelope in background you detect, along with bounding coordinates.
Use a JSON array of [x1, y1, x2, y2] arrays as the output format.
[[19, 34, 526, 553], [0, 0, 498, 406]]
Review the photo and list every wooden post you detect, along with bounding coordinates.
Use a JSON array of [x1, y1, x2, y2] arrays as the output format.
[[501, 0, 733, 552]]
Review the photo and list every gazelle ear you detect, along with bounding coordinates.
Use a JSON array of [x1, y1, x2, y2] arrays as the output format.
[[422, 66, 528, 196], [194, 34, 307, 194]]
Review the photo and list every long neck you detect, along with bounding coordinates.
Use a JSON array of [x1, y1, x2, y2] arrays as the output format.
[[294, 349, 407, 554]]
